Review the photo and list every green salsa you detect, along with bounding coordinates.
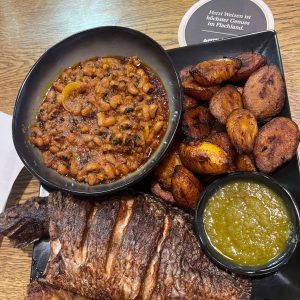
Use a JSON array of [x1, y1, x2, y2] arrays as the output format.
[[203, 180, 292, 266]]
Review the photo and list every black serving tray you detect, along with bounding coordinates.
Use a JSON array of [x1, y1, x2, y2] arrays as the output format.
[[31, 31, 300, 299]]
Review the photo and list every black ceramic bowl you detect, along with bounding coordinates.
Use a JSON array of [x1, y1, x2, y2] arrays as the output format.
[[195, 172, 300, 276], [12, 26, 182, 195]]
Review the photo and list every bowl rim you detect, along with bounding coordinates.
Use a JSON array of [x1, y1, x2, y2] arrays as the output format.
[[194, 171, 300, 276], [12, 25, 183, 195]]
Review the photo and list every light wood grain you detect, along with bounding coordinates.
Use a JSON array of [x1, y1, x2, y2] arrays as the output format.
[[0, 0, 299, 298]]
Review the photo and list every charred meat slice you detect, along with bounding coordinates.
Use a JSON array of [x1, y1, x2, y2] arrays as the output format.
[[26, 280, 92, 300], [0, 192, 251, 300]]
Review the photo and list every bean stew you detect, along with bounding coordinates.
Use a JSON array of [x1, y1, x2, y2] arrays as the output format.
[[30, 56, 169, 185]]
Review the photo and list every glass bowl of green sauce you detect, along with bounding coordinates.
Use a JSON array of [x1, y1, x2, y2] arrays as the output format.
[[194, 172, 300, 276]]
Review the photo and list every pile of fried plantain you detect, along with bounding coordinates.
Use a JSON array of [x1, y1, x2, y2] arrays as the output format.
[[152, 52, 299, 211]]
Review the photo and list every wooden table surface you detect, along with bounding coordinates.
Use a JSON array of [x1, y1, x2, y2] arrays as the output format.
[[0, 0, 299, 298]]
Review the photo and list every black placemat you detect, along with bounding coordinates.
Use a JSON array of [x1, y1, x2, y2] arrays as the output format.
[[31, 31, 300, 299]]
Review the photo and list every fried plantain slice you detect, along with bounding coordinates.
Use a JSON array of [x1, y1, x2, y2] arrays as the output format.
[[209, 85, 243, 124], [190, 58, 242, 86], [253, 117, 300, 173], [205, 132, 237, 164], [153, 143, 182, 190], [226, 109, 258, 154], [243, 65, 285, 120], [235, 154, 257, 172], [151, 178, 175, 203], [183, 95, 199, 111], [182, 77, 220, 100], [230, 52, 266, 82], [171, 165, 204, 210], [180, 66, 220, 100], [235, 86, 244, 95], [182, 106, 215, 139], [179, 141, 232, 175], [179, 66, 193, 81]]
